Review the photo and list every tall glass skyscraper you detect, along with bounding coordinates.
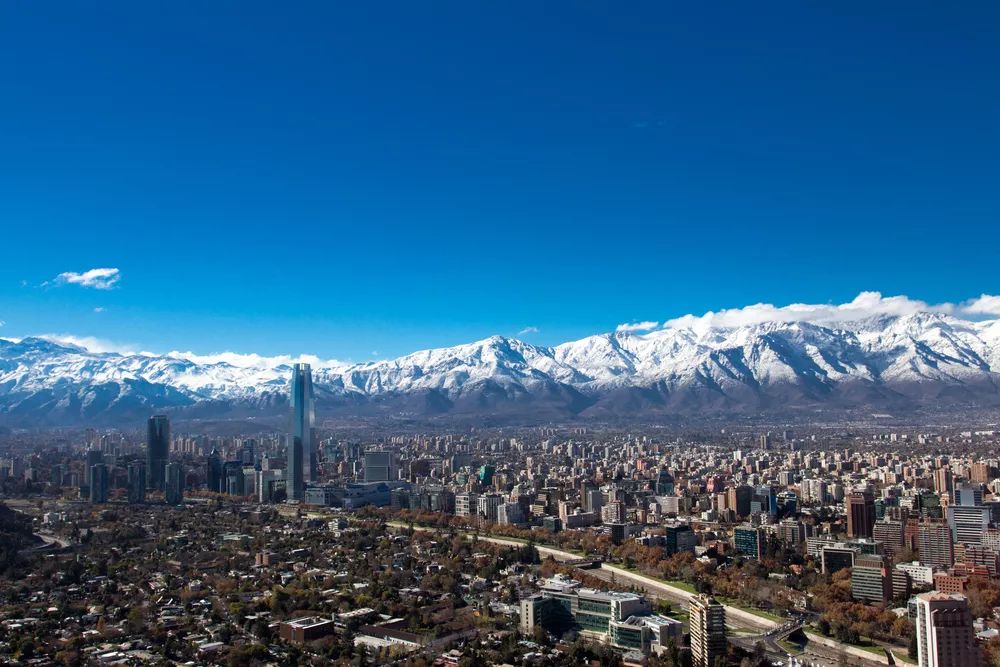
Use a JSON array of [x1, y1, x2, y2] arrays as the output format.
[[147, 414, 170, 491], [288, 363, 315, 501]]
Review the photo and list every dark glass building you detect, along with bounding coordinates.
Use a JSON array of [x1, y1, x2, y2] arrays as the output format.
[[147, 415, 170, 491], [288, 363, 315, 501], [206, 448, 222, 493], [89, 463, 109, 503], [165, 462, 184, 505], [127, 461, 146, 504]]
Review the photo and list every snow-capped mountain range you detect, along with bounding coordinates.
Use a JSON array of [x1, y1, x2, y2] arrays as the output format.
[[3, 311, 1000, 425]]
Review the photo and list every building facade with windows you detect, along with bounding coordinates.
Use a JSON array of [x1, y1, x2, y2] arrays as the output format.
[[689, 594, 727, 667], [519, 575, 664, 653], [915, 592, 979, 667]]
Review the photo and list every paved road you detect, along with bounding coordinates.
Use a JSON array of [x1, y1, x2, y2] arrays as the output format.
[[5, 500, 74, 552], [33, 531, 72, 549]]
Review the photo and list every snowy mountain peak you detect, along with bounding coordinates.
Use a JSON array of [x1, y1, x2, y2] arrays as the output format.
[[2, 309, 1000, 425]]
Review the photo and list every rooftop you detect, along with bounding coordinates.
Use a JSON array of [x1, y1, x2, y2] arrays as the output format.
[[283, 616, 334, 629]]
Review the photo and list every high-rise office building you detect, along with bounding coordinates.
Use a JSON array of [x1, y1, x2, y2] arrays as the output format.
[[223, 460, 246, 496], [689, 594, 727, 667], [455, 492, 479, 517], [655, 468, 675, 495], [477, 464, 495, 486], [287, 363, 315, 501], [165, 462, 184, 505], [728, 485, 754, 518], [665, 523, 697, 556], [915, 592, 980, 667], [147, 415, 170, 491], [847, 491, 876, 538], [127, 461, 146, 504], [363, 450, 395, 483], [585, 488, 604, 514], [821, 544, 858, 574], [477, 493, 505, 524], [84, 449, 104, 493], [948, 504, 991, 546], [206, 448, 222, 493], [953, 483, 984, 507], [948, 483, 990, 546], [775, 490, 798, 517], [89, 463, 109, 503], [851, 554, 892, 604], [734, 524, 767, 559]]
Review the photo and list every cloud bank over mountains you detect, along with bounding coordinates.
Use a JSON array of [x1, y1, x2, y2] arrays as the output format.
[[9, 291, 1000, 367], [662, 291, 1000, 332]]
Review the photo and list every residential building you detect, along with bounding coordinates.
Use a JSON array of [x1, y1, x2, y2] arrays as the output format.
[[919, 521, 955, 568], [689, 594, 727, 667], [279, 616, 337, 643], [873, 519, 905, 558], [477, 493, 505, 523], [896, 561, 934, 587], [914, 592, 979, 667], [455, 492, 478, 517]]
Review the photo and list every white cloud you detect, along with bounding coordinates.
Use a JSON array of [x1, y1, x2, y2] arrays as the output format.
[[960, 294, 1000, 317], [54, 267, 120, 290], [616, 320, 659, 333], [663, 291, 1000, 331], [32, 334, 344, 368], [93, 307, 106, 313], [517, 326, 540, 336], [37, 334, 140, 354], [165, 350, 344, 369]]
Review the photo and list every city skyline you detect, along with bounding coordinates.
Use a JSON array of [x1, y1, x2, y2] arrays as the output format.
[[4, 3, 1000, 666], [2, 3, 999, 359]]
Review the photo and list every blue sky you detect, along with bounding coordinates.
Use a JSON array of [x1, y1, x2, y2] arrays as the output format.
[[1, 2, 998, 361]]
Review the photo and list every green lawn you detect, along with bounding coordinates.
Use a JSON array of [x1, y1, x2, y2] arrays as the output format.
[[778, 639, 803, 654], [664, 579, 697, 593], [891, 648, 916, 665], [714, 595, 784, 621], [852, 641, 887, 656]]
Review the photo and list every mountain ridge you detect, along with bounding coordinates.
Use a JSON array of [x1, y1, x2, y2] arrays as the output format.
[[3, 311, 1000, 425]]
